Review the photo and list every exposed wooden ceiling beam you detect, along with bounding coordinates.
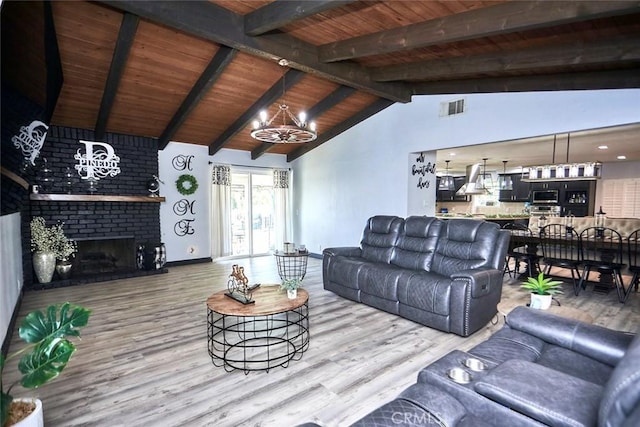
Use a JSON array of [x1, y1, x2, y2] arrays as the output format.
[[100, 1, 412, 103], [373, 37, 640, 82], [411, 68, 640, 94], [208, 69, 305, 156], [251, 85, 357, 159], [158, 46, 237, 150], [43, 0, 64, 124], [319, 1, 640, 62], [95, 13, 139, 141], [244, 1, 355, 36], [287, 98, 395, 162]]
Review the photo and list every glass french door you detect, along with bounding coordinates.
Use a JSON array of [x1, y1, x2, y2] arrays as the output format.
[[230, 171, 275, 256]]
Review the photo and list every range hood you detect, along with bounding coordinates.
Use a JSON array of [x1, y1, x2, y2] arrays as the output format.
[[456, 164, 490, 196]]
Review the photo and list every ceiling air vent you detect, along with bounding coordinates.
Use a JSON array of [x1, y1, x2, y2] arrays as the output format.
[[440, 98, 465, 117]]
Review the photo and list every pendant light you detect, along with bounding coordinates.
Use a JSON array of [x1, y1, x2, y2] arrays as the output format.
[[438, 160, 455, 190], [476, 158, 492, 190], [499, 160, 513, 190]]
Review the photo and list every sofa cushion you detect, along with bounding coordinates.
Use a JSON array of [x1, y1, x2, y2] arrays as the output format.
[[327, 256, 368, 290], [359, 263, 414, 301], [430, 220, 501, 277], [475, 359, 602, 427], [537, 345, 613, 386], [469, 326, 545, 363], [599, 333, 640, 427], [397, 271, 452, 316], [361, 216, 404, 264], [391, 216, 442, 271]]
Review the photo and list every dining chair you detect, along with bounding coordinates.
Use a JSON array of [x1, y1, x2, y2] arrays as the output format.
[[538, 224, 581, 295], [624, 228, 640, 302], [578, 227, 626, 303], [502, 222, 539, 279]]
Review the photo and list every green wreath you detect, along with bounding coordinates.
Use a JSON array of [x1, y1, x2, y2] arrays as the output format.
[[175, 174, 198, 196]]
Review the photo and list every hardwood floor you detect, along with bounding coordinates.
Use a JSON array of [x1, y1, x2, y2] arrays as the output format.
[[4, 257, 639, 426]]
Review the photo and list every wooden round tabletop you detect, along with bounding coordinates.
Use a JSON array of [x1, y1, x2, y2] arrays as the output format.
[[206, 285, 309, 316]]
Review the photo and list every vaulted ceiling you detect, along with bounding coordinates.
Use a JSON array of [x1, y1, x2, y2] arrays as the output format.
[[2, 1, 640, 163]]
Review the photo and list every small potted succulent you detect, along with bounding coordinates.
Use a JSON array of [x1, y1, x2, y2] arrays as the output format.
[[520, 272, 563, 309], [1, 302, 91, 426], [280, 278, 302, 299]]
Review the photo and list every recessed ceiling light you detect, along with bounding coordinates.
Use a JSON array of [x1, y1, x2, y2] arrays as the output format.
[[449, 152, 456, 156], [617, 155, 627, 160], [598, 145, 608, 150]]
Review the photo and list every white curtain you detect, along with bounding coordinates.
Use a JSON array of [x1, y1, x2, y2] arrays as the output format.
[[211, 165, 232, 258], [273, 169, 292, 251]]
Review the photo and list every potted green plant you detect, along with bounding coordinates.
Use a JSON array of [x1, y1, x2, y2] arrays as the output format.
[[30, 217, 77, 283], [520, 272, 564, 309], [1, 302, 91, 426], [280, 278, 302, 299]]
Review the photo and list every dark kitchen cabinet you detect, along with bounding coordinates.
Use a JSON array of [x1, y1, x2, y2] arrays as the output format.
[[559, 181, 596, 217], [436, 176, 469, 202], [498, 174, 530, 202]]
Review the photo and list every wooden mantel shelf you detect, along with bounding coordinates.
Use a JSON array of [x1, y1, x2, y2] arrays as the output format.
[[30, 194, 165, 203]]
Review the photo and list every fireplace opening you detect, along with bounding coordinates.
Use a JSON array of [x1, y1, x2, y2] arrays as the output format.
[[73, 236, 136, 276]]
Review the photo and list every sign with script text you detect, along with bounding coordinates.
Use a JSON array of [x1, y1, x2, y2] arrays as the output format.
[[74, 140, 121, 180]]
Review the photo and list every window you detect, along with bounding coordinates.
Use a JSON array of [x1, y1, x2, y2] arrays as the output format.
[[440, 98, 465, 116]]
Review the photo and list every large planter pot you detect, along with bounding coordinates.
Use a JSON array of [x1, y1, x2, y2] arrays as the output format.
[[530, 293, 552, 310], [56, 258, 73, 279], [32, 251, 56, 283], [7, 398, 44, 427]]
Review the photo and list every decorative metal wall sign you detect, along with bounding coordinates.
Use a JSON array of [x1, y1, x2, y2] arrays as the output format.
[[172, 154, 194, 171], [12, 120, 49, 166], [74, 140, 121, 180]]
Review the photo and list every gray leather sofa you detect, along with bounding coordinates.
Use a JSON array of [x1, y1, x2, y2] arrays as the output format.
[[322, 216, 510, 336], [353, 307, 640, 427]]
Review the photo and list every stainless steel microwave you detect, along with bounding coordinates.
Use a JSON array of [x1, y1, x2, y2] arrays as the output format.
[[531, 189, 559, 204]]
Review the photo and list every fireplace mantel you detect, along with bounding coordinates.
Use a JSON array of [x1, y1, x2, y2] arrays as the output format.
[[30, 194, 165, 202]]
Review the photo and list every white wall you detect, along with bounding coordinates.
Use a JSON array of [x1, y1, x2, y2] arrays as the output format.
[[292, 89, 640, 253], [159, 143, 289, 262], [1, 212, 23, 346]]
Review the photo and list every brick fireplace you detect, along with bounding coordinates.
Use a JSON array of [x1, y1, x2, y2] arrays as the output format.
[[23, 126, 166, 289]]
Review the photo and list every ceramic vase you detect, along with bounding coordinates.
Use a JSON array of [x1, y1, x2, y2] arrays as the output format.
[[56, 258, 73, 280], [530, 293, 552, 310], [33, 251, 56, 283], [9, 398, 44, 427], [287, 288, 297, 299]]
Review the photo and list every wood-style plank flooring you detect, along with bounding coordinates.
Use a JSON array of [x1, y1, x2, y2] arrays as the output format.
[[4, 257, 639, 426]]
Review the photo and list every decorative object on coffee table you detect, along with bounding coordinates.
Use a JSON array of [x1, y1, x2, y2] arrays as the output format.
[[225, 264, 259, 304], [520, 272, 563, 309], [280, 278, 302, 299]]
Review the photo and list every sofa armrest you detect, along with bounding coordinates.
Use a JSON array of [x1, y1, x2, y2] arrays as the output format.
[[507, 306, 635, 366], [475, 359, 602, 427], [451, 268, 503, 298], [322, 246, 362, 258]]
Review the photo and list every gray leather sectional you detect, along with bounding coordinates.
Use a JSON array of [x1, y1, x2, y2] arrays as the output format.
[[322, 215, 510, 337], [352, 306, 640, 427]]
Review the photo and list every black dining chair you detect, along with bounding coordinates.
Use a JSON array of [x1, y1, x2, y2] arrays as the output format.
[[502, 222, 539, 279], [578, 227, 626, 303], [624, 228, 640, 302], [539, 224, 581, 295]]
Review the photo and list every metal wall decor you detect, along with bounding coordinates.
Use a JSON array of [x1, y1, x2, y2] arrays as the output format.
[[12, 120, 49, 166], [74, 140, 121, 181], [225, 264, 259, 304]]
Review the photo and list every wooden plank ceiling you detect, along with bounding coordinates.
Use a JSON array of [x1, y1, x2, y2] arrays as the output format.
[[2, 1, 640, 162]]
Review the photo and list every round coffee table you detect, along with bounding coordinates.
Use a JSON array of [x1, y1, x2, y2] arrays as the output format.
[[206, 285, 309, 373], [497, 295, 593, 324]]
